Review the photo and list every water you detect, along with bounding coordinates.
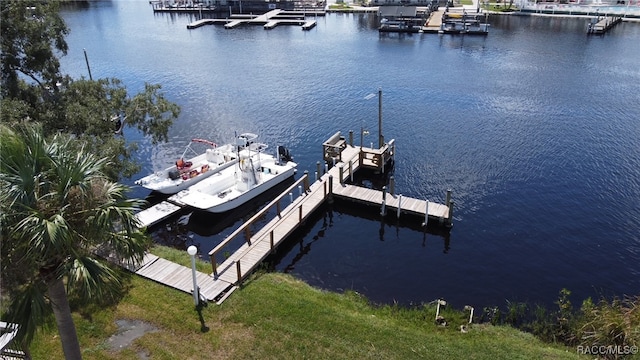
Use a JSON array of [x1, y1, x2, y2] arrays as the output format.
[[58, 1, 640, 309]]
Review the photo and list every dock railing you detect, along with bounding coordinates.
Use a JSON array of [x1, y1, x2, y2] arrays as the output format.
[[208, 173, 311, 277]]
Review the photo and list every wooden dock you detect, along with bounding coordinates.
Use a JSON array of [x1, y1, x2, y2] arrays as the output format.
[[126, 131, 452, 305], [587, 15, 622, 34], [186, 9, 323, 30], [135, 200, 183, 228], [205, 133, 453, 303], [423, 9, 444, 33]]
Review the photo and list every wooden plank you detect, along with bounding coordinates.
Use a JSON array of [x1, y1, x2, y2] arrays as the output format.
[[135, 201, 182, 228]]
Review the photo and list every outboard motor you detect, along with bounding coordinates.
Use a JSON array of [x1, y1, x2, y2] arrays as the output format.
[[277, 146, 293, 163]]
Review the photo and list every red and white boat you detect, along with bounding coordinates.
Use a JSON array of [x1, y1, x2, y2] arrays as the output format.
[[135, 133, 259, 195]]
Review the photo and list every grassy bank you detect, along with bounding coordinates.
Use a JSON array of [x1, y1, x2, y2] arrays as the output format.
[[27, 247, 582, 359]]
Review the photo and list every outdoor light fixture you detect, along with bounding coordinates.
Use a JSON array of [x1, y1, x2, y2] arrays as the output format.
[[187, 245, 199, 307]]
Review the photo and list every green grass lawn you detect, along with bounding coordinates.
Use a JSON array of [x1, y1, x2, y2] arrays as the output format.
[[29, 257, 585, 359]]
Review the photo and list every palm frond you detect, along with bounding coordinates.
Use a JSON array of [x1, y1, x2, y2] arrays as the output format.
[[5, 281, 51, 346], [66, 256, 121, 300]]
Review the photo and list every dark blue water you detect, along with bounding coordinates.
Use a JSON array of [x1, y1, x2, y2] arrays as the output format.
[[59, 1, 640, 309]]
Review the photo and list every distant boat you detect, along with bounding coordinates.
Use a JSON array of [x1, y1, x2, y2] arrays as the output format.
[[170, 140, 297, 213], [134, 133, 259, 195]]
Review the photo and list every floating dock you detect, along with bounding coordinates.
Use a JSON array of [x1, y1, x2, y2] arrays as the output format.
[[186, 9, 324, 30], [135, 200, 183, 228], [587, 15, 622, 34]]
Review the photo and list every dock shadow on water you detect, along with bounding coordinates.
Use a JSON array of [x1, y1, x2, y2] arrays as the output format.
[[267, 197, 453, 301]]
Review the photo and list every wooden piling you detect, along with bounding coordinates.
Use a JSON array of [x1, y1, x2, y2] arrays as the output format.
[[423, 200, 429, 227], [244, 227, 252, 245], [349, 130, 354, 146], [236, 261, 242, 285], [211, 254, 218, 277], [328, 175, 334, 203], [304, 170, 310, 191], [349, 159, 353, 182], [381, 186, 387, 216], [389, 176, 395, 195]]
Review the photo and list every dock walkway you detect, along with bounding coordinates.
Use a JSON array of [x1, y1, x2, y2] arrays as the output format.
[[187, 9, 321, 30], [587, 15, 622, 34], [207, 138, 453, 303], [127, 133, 452, 305]]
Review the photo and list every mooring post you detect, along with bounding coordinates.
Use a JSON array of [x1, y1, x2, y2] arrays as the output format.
[[328, 175, 334, 203], [276, 200, 281, 217], [378, 87, 384, 148], [236, 261, 242, 285], [298, 185, 303, 197], [389, 176, 395, 195], [447, 201, 454, 228], [244, 227, 252, 245], [270, 230, 274, 250], [381, 186, 387, 216], [316, 161, 321, 179], [339, 165, 344, 184], [303, 171, 310, 191], [423, 200, 429, 227], [397, 194, 402, 218], [299, 205, 303, 221], [445, 189, 452, 208], [211, 254, 218, 278], [392, 141, 396, 162], [349, 130, 354, 146], [349, 160, 353, 182], [289, 192, 293, 204], [325, 162, 328, 175]]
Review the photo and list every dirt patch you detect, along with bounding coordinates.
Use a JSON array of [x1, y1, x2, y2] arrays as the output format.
[[106, 319, 158, 352]]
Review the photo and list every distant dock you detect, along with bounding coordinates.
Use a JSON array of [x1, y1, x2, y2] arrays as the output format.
[[186, 9, 324, 30], [587, 15, 622, 34]]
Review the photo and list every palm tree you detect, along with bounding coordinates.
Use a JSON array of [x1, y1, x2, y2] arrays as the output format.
[[0, 124, 149, 360]]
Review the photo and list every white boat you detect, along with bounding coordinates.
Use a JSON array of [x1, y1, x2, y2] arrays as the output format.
[[134, 133, 259, 195], [170, 141, 297, 213]]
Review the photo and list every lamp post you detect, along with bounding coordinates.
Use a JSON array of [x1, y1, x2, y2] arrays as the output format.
[[187, 245, 199, 307]]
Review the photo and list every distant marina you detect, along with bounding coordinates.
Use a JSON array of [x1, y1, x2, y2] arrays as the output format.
[[154, 0, 639, 36]]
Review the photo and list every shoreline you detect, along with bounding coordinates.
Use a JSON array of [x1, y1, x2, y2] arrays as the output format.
[[327, 4, 640, 21]]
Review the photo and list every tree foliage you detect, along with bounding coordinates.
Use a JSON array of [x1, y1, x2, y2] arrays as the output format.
[[1, 0, 180, 180], [0, 124, 150, 357]]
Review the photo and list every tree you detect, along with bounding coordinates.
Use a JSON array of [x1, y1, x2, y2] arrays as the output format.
[[1, 0, 180, 180], [0, 124, 150, 359]]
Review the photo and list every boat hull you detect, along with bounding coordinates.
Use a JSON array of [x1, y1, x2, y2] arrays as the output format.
[[204, 165, 296, 213], [170, 153, 298, 213]]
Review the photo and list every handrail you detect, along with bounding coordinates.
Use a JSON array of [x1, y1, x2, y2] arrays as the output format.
[[209, 173, 309, 275]]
